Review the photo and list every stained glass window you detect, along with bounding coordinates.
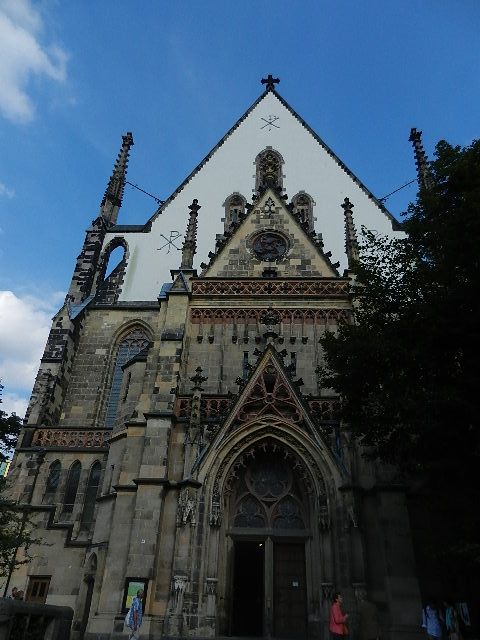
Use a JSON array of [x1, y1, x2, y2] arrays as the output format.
[[231, 448, 306, 530], [80, 461, 102, 530], [62, 461, 81, 514], [105, 329, 149, 427], [45, 460, 61, 493]]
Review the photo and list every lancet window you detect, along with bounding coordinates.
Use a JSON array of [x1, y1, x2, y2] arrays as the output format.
[[255, 148, 284, 193], [223, 194, 246, 232], [104, 328, 150, 427], [80, 461, 102, 531], [292, 192, 314, 232], [45, 460, 61, 495], [62, 461, 81, 514]]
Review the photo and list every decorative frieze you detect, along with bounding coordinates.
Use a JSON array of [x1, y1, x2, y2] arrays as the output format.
[[175, 396, 340, 423], [191, 279, 349, 297], [176, 396, 232, 421], [190, 307, 351, 324], [31, 429, 108, 448], [308, 399, 341, 421]]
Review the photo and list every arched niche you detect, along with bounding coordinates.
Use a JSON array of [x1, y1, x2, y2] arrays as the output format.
[[95, 237, 129, 303], [255, 148, 284, 193], [292, 191, 315, 232], [205, 433, 331, 639], [222, 193, 246, 232]]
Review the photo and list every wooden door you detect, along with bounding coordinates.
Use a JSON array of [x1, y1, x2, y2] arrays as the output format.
[[274, 543, 307, 638], [231, 540, 264, 636]]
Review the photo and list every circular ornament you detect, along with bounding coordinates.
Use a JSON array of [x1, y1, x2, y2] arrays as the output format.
[[252, 231, 288, 261]]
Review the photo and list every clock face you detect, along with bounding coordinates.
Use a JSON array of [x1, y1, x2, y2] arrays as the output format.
[[252, 232, 288, 261]]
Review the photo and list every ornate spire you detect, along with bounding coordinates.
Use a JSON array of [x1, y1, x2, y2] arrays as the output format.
[[181, 199, 201, 269], [261, 74, 280, 92], [100, 132, 134, 224], [409, 128, 434, 190], [341, 197, 359, 269]]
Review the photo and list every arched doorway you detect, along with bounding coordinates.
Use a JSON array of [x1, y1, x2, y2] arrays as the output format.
[[225, 439, 313, 638], [79, 554, 97, 639]]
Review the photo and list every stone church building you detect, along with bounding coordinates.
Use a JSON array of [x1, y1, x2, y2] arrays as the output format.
[[6, 77, 426, 639]]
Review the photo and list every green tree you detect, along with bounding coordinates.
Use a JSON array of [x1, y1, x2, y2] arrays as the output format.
[[0, 382, 41, 587], [320, 139, 480, 562]]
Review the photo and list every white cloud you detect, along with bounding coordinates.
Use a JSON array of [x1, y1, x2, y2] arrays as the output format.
[[1, 390, 28, 418], [0, 290, 64, 400], [0, 0, 67, 123], [0, 181, 15, 198]]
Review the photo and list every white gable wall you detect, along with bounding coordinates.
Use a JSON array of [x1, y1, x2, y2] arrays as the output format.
[[104, 92, 401, 302]]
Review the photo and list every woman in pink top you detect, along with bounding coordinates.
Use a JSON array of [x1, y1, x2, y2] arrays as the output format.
[[330, 592, 349, 638]]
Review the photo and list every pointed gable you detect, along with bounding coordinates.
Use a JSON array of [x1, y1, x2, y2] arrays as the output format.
[[203, 190, 339, 278], [108, 82, 404, 302], [229, 350, 306, 428]]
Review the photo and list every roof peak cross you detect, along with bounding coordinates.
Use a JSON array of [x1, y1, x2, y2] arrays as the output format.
[[261, 74, 280, 92]]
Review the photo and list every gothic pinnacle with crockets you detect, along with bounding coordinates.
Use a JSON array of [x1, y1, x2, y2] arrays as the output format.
[[341, 197, 359, 269], [181, 199, 201, 269], [100, 132, 134, 225], [409, 128, 434, 191]]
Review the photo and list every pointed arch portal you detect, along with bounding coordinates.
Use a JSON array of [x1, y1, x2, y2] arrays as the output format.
[[223, 438, 313, 639]]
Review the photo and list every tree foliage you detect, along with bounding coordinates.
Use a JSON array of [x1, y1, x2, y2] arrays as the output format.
[[0, 382, 41, 580], [320, 139, 480, 559]]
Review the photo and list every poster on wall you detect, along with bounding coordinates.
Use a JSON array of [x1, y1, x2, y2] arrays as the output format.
[[122, 578, 148, 613]]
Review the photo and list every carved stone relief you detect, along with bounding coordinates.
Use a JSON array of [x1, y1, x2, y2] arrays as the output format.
[[177, 487, 196, 527]]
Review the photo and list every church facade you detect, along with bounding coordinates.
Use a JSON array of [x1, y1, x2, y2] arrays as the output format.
[[6, 78, 424, 639]]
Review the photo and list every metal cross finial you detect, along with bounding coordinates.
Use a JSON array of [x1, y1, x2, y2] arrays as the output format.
[[261, 75, 280, 92]]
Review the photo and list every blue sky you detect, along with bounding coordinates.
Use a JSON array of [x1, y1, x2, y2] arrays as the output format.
[[0, 0, 478, 415]]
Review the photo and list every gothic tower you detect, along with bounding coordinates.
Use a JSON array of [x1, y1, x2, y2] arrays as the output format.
[[5, 78, 421, 640]]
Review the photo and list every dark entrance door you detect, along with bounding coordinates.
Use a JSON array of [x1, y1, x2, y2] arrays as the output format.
[[80, 577, 94, 639], [274, 542, 307, 638], [232, 541, 264, 636]]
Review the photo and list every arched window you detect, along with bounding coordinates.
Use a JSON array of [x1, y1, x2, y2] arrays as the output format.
[[62, 461, 81, 514], [255, 148, 284, 193], [95, 238, 129, 304], [80, 461, 102, 531], [223, 194, 246, 232], [104, 328, 150, 427], [45, 460, 61, 494], [229, 444, 308, 531], [292, 192, 314, 232], [104, 245, 125, 279]]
